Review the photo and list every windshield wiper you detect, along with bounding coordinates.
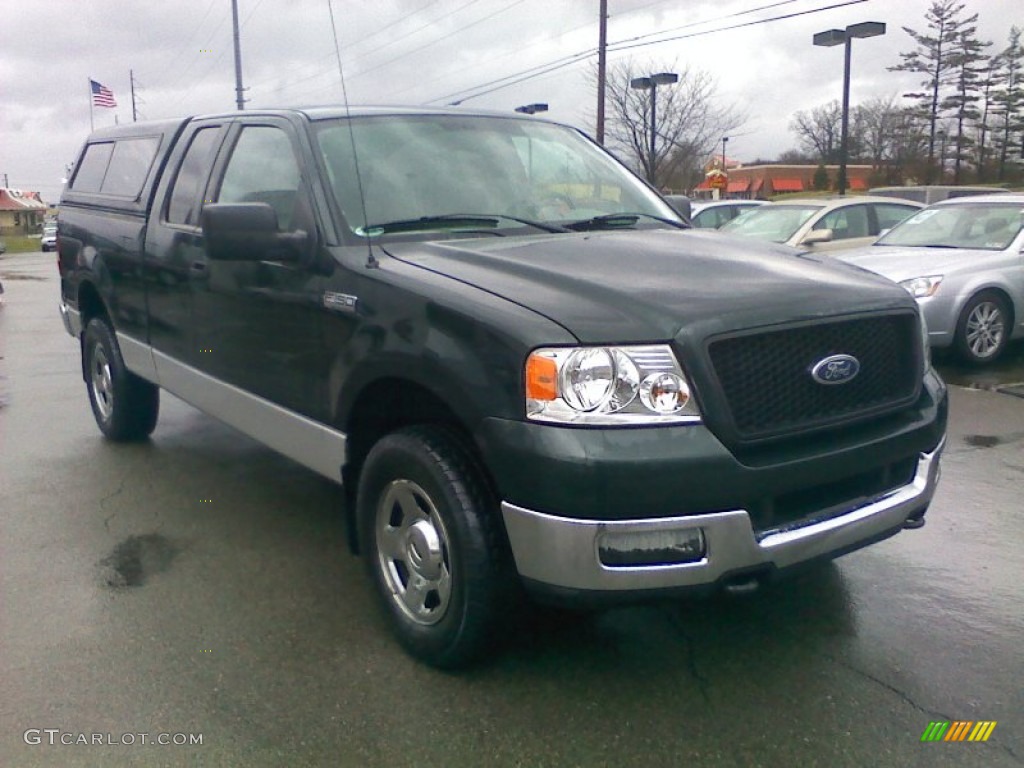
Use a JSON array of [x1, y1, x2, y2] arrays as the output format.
[[360, 214, 571, 236], [564, 212, 688, 232]]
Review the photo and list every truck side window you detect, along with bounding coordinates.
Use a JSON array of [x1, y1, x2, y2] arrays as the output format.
[[101, 137, 161, 197], [70, 142, 115, 193], [217, 126, 301, 231], [167, 128, 221, 226]]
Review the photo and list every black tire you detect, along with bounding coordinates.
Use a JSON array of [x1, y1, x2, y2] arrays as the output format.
[[954, 291, 1012, 365], [83, 318, 159, 440], [357, 425, 513, 669]]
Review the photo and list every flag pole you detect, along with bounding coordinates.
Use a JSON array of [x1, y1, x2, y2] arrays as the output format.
[[88, 78, 94, 132]]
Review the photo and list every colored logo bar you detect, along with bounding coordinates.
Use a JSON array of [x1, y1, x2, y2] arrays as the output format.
[[921, 721, 997, 742]]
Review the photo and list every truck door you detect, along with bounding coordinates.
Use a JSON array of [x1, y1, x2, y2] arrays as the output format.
[[191, 119, 328, 421], [144, 121, 227, 365]]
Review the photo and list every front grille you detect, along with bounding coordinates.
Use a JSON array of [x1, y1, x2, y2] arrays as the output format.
[[707, 313, 920, 441]]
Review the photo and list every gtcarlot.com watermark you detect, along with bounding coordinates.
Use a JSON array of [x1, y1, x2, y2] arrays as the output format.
[[24, 729, 203, 746]]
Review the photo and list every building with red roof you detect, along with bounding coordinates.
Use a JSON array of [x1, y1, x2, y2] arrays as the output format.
[[0, 188, 48, 235]]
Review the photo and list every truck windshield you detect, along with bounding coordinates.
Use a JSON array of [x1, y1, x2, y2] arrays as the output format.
[[314, 115, 679, 238]]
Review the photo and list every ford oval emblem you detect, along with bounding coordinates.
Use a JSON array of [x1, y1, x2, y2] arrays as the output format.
[[810, 354, 860, 385]]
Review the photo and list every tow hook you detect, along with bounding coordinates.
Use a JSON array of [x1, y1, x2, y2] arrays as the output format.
[[903, 509, 927, 529]]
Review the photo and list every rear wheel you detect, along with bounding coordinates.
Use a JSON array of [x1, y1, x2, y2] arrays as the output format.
[[357, 426, 513, 668], [954, 291, 1011, 365], [83, 318, 159, 440]]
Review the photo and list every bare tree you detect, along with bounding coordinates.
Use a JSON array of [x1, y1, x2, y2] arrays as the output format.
[[600, 59, 743, 190], [789, 102, 842, 162]]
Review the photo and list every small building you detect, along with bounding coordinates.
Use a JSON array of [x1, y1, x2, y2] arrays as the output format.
[[694, 164, 875, 199], [0, 188, 48, 235]]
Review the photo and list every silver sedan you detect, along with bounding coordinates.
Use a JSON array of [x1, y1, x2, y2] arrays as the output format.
[[837, 194, 1024, 365]]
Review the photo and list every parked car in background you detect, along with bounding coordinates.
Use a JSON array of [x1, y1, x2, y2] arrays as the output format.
[[837, 194, 1024, 365], [869, 185, 1010, 205], [662, 194, 691, 219], [719, 195, 923, 253], [689, 199, 767, 229], [41, 225, 57, 252]]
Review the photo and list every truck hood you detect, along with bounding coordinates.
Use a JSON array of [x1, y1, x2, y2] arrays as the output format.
[[837, 243, 997, 282], [381, 230, 915, 343]]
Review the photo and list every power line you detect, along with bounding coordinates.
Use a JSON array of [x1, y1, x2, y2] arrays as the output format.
[[608, 0, 803, 50], [348, 0, 526, 83], [426, 47, 595, 105], [156, 0, 220, 75], [159, 6, 232, 97], [247, 0, 480, 98], [281, 0, 526, 103], [608, 0, 867, 54], [423, 0, 868, 106]]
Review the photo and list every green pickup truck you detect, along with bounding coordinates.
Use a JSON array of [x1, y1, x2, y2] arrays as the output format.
[[57, 107, 947, 667]]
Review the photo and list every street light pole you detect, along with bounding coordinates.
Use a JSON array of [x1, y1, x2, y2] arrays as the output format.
[[813, 22, 885, 196], [721, 136, 729, 170], [630, 72, 678, 186]]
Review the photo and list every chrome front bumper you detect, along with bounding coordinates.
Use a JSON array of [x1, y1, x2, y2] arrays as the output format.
[[501, 438, 944, 593], [59, 300, 83, 337]]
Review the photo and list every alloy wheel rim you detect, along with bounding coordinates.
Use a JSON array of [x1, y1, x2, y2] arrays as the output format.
[[91, 346, 114, 420], [965, 302, 1004, 359], [375, 479, 452, 626]]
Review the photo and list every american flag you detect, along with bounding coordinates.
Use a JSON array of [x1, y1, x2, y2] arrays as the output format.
[[90, 79, 117, 108]]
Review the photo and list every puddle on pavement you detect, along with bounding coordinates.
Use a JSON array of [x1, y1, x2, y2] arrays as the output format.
[[964, 434, 1001, 448], [936, 345, 1024, 391], [99, 534, 178, 588], [0, 272, 48, 281]]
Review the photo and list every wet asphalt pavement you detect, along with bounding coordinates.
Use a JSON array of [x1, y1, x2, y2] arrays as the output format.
[[1, 252, 1022, 767]]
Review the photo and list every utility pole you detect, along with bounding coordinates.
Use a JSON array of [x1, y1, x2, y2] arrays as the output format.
[[596, 0, 607, 145], [231, 0, 246, 110]]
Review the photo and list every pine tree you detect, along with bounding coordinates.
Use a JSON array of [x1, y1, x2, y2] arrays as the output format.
[[975, 50, 1004, 182], [991, 27, 1024, 182], [889, 0, 973, 181], [940, 23, 989, 182]]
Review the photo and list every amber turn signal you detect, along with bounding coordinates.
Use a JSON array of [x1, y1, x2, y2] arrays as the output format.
[[525, 353, 558, 401]]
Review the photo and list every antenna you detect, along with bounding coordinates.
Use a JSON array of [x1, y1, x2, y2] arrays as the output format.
[[327, 0, 377, 269]]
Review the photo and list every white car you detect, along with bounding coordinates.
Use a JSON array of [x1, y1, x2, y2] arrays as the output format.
[[837, 194, 1024, 365], [41, 225, 57, 252], [720, 195, 922, 252], [689, 199, 767, 229]]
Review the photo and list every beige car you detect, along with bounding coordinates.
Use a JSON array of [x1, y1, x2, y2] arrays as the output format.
[[719, 195, 922, 253]]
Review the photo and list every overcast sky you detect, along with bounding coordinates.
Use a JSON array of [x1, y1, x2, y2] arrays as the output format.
[[2, 0, 1020, 202]]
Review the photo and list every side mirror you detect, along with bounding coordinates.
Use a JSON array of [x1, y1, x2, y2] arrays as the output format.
[[801, 228, 834, 246], [201, 203, 307, 262]]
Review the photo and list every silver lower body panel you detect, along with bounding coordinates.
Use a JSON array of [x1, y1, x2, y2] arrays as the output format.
[[501, 438, 944, 592]]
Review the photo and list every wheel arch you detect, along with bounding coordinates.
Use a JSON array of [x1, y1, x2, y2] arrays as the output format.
[[339, 375, 499, 555], [956, 283, 1016, 332], [76, 279, 111, 381]]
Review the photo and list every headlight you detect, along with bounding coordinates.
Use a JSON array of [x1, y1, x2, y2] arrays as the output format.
[[900, 275, 943, 298], [525, 344, 701, 425]]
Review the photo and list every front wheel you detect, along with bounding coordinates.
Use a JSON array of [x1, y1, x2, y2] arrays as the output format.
[[357, 426, 513, 668], [954, 291, 1011, 365], [83, 318, 159, 440]]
